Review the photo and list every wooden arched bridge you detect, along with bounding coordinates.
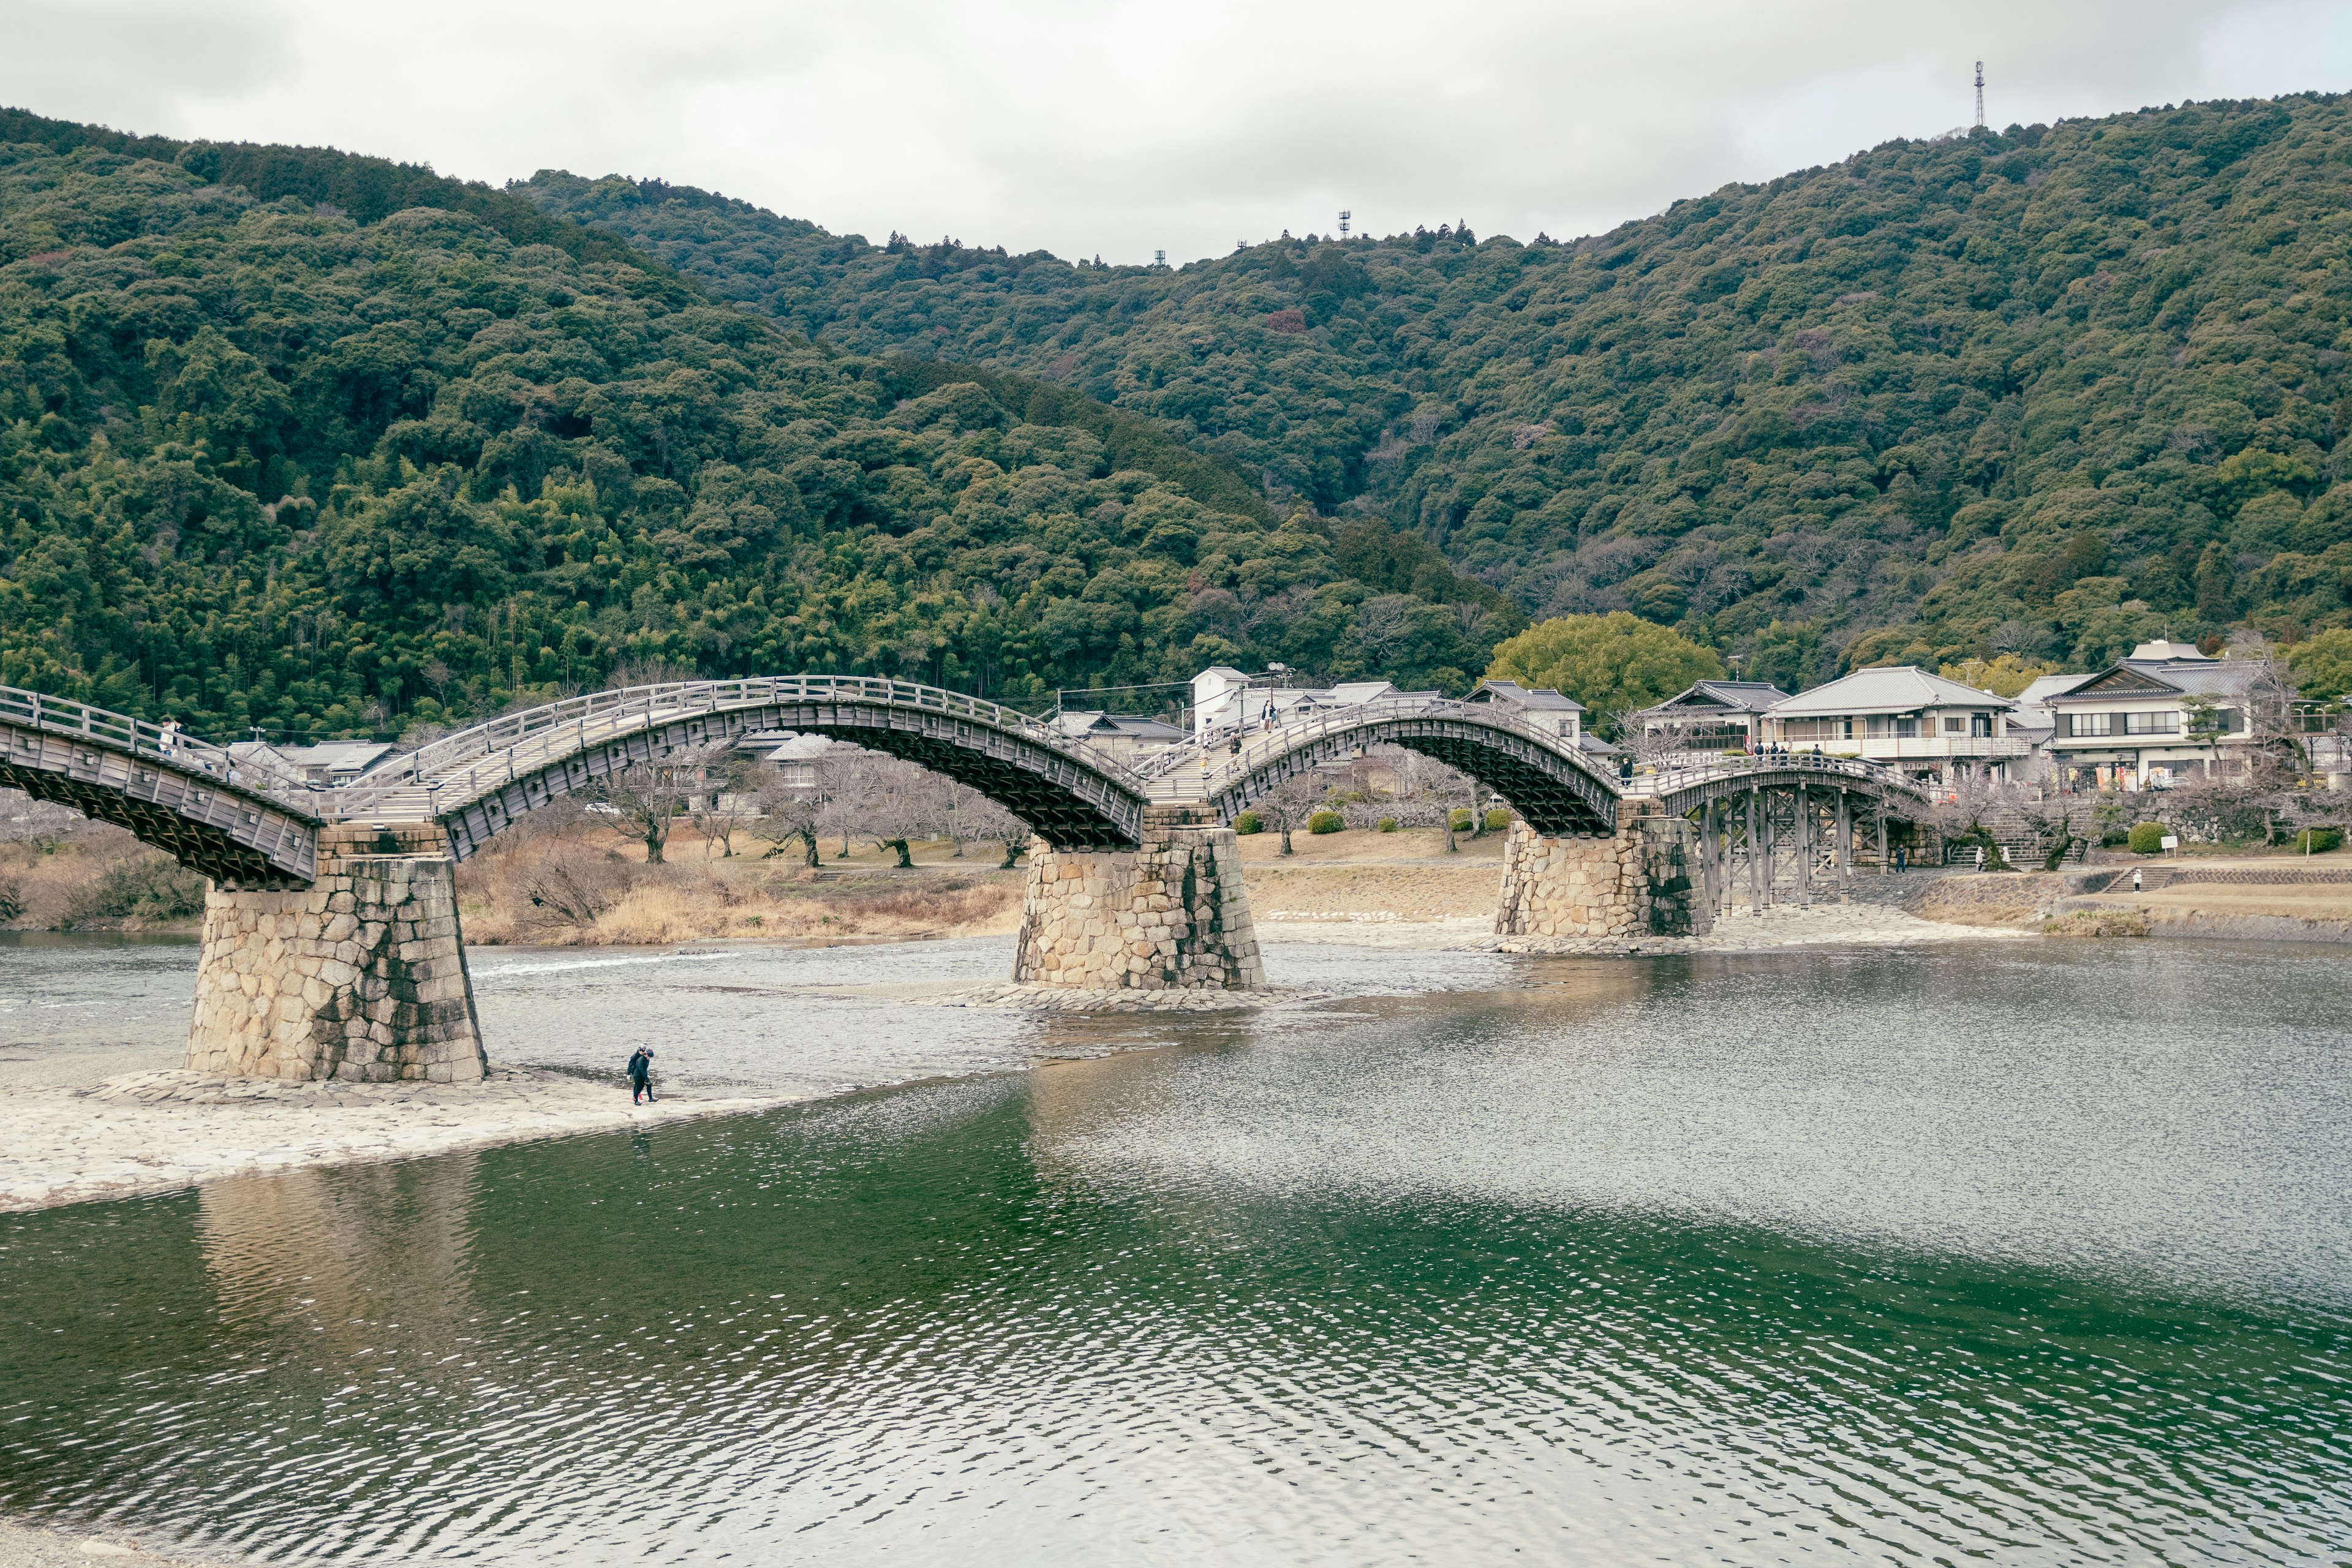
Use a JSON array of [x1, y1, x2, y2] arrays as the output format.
[[2, 677, 1943, 1082], [5, 678, 1937, 878]]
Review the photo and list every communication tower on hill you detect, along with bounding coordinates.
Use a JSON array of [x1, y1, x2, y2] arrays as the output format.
[[1339, 210, 1351, 238], [1975, 62, 1985, 130], [1155, 249, 1166, 266]]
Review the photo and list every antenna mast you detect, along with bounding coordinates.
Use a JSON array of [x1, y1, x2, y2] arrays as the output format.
[[1974, 61, 1985, 130], [1338, 209, 1351, 239]]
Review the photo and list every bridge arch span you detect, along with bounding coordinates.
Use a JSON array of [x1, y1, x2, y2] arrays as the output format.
[[1638, 753, 1938, 821], [1, 687, 320, 884], [1175, 702, 1623, 835], [338, 677, 1152, 857]]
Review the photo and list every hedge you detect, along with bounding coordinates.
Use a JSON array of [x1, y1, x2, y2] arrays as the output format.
[[2127, 821, 2168, 855], [1307, 810, 1344, 835]]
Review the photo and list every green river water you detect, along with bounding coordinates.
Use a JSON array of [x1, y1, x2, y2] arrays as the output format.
[[0, 937, 2346, 1564]]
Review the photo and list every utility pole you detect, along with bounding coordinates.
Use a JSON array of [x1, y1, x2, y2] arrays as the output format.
[[1975, 61, 1985, 130]]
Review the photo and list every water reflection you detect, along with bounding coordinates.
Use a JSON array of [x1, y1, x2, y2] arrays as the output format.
[[0, 941, 2346, 1565]]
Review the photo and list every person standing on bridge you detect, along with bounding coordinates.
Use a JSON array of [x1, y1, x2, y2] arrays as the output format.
[[157, 717, 180, 758], [1261, 700, 1275, 733], [627, 1046, 655, 1105]]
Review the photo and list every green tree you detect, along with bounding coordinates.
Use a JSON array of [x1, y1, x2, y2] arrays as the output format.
[[2287, 628, 2352, 704], [1485, 612, 1722, 736]]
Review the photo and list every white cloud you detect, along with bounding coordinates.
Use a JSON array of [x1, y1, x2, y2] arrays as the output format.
[[3, 0, 2348, 263]]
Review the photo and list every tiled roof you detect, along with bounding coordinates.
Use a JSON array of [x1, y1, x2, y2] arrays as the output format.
[[1642, 680, 1787, 715], [2049, 658, 2261, 703], [1472, 679, 1585, 712], [1768, 666, 2016, 718]]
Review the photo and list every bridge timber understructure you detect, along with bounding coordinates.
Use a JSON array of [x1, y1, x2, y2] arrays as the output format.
[[4, 679, 1940, 1079]]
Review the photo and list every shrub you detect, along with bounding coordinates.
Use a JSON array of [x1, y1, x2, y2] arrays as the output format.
[[2100, 828, 2130, 847], [1482, 807, 1513, 832], [0, 876, 21, 922], [64, 853, 207, 927], [1449, 808, 1473, 831], [2127, 821, 2167, 855], [1307, 810, 1344, 835], [2296, 826, 2343, 853], [1233, 811, 1262, 835], [1376, 817, 1400, 833]]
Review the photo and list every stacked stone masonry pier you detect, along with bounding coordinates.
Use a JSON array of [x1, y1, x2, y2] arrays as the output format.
[[187, 822, 488, 1082], [1494, 801, 1710, 940], [1013, 804, 1264, 990]]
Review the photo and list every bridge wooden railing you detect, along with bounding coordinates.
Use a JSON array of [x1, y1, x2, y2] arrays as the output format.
[[1142, 695, 1613, 802], [1627, 750, 1932, 804], [332, 676, 1121, 822], [0, 683, 320, 810]]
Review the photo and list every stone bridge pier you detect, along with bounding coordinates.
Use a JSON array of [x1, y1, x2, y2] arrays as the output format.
[[187, 823, 487, 1082], [1494, 800, 1709, 942], [1013, 804, 1264, 990]]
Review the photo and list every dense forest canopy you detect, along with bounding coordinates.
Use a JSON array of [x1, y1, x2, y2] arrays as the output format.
[[520, 91, 2352, 690], [0, 123, 1512, 743]]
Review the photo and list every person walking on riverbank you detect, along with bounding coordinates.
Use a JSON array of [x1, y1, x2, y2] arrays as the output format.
[[627, 1046, 655, 1105]]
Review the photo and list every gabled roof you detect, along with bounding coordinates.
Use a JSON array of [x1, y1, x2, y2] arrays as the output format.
[[1768, 666, 2016, 718], [1643, 679, 1787, 715], [278, 741, 397, 772], [1050, 711, 1186, 740], [2052, 657, 2262, 703], [1470, 678, 1584, 712], [2014, 673, 2096, 707], [2052, 665, 2185, 699]]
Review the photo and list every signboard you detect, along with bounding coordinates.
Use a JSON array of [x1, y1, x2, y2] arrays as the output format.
[[2160, 835, 2179, 851]]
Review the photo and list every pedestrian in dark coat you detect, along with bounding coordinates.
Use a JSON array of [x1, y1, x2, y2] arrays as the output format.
[[627, 1046, 655, 1104]]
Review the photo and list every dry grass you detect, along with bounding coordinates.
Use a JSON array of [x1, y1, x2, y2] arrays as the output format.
[[1903, 873, 2070, 927], [2041, 909, 2152, 938], [1234, 824, 1507, 866], [455, 824, 1022, 946], [0, 831, 203, 932]]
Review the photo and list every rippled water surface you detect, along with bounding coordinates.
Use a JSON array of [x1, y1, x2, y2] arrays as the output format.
[[2, 939, 2348, 1564]]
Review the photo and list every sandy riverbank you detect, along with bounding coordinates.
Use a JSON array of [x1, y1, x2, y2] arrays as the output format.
[[0, 1065, 796, 1213], [0, 1518, 206, 1567]]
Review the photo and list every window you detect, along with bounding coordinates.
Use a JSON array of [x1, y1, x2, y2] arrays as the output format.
[[2124, 711, 2178, 735], [1781, 718, 1850, 742], [1970, 714, 1993, 738], [2068, 713, 2113, 738], [1942, 716, 1966, 734]]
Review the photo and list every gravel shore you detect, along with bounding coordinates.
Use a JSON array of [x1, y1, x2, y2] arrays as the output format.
[[0, 1065, 794, 1213]]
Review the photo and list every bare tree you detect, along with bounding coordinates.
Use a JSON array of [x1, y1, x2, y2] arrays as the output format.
[[1615, 709, 1697, 768], [861, 756, 939, 868], [0, 790, 85, 852], [750, 762, 826, 867], [597, 743, 729, 865], [1253, 772, 1326, 856], [815, 749, 883, 858], [960, 794, 1035, 869], [688, 750, 755, 858]]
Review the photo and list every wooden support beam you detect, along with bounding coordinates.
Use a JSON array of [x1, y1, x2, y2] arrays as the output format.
[[1836, 790, 1853, 899], [1795, 785, 1812, 905], [1747, 786, 1766, 911]]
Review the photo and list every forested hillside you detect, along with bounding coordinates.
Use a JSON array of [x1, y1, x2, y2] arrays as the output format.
[[522, 92, 2352, 688], [0, 124, 1512, 743]]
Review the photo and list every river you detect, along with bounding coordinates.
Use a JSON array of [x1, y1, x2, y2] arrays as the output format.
[[0, 936, 2346, 1564]]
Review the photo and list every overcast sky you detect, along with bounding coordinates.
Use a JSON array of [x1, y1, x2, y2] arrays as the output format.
[[6, 1, 2350, 263]]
